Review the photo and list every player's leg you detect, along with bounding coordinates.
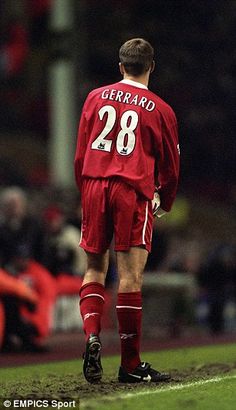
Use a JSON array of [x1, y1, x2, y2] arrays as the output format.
[[79, 251, 109, 383], [80, 251, 109, 339], [117, 246, 147, 292], [78, 179, 112, 383], [112, 180, 170, 382], [79, 178, 112, 341], [110, 181, 149, 376], [116, 248, 171, 383], [116, 246, 147, 372]]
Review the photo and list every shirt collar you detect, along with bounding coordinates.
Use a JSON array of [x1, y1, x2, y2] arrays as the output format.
[[120, 79, 148, 90]]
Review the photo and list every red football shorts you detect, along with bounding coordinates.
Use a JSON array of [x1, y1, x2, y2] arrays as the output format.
[[80, 178, 153, 253]]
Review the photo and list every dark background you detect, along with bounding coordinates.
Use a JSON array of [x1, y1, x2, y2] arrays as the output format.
[[0, 0, 235, 203]]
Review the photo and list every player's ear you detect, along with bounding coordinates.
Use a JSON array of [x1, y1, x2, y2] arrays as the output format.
[[119, 62, 125, 75], [150, 60, 155, 73]]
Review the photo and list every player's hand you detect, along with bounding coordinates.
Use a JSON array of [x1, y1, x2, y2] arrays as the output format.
[[152, 189, 160, 215], [152, 189, 166, 218]]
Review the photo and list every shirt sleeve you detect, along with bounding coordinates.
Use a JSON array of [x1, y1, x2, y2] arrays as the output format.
[[157, 112, 180, 212], [74, 99, 88, 191]]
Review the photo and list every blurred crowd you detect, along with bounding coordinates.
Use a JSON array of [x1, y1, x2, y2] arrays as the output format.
[[0, 186, 86, 352], [0, 186, 235, 354]]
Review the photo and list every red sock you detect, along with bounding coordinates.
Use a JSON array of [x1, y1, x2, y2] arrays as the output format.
[[79, 282, 105, 340], [116, 292, 142, 372]]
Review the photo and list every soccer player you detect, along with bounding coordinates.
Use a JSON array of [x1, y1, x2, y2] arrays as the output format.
[[74, 38, 180, 383]]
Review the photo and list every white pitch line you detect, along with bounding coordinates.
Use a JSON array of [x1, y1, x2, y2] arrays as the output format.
[[120, 373, 236, 399], [80, 373, 236, 408]]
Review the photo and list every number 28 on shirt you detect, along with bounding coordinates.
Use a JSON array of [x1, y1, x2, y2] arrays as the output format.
[[91, 105, 139, 156]]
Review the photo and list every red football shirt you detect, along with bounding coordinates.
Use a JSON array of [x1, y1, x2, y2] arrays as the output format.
[[74, 79, 179, 212]]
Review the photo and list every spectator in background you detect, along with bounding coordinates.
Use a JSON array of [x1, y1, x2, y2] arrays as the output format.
[[41, 205, 85, 330], [2, 245, 57, 352], [0, 187, 44, 267], [0, 266, 38, 350], [42, 205, 86, 277]]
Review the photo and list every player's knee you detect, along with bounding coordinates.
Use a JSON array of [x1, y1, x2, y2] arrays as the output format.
[[83, 269, 106, 285], [86, 251, 109, 273], [119, 274, 143, 292]]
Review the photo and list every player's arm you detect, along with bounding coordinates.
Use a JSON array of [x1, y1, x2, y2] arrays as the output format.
[[156, 112, 180, 213], [74, 98, 89, 191]]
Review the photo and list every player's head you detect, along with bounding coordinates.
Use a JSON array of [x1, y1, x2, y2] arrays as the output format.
[[119, 38, 154, 77]]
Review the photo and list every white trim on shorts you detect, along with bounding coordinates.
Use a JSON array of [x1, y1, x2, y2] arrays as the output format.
[[79, 208, 83, 245], [142, 201, 149, 245]]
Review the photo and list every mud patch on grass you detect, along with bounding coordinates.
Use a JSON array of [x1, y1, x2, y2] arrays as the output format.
[[0, 362, 235, 403]]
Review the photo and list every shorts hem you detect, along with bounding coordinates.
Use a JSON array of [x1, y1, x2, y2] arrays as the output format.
[[79, 242, 109, 254], [115, 243, 151, 252]]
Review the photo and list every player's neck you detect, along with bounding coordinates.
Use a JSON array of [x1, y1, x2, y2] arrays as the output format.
[[123, 74, 149, 87]]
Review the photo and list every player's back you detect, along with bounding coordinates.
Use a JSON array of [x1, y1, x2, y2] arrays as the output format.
[[76, 79, 177, 200]]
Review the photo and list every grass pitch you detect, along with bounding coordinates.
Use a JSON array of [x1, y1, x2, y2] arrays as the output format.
[[0, 343, 236, 409]]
